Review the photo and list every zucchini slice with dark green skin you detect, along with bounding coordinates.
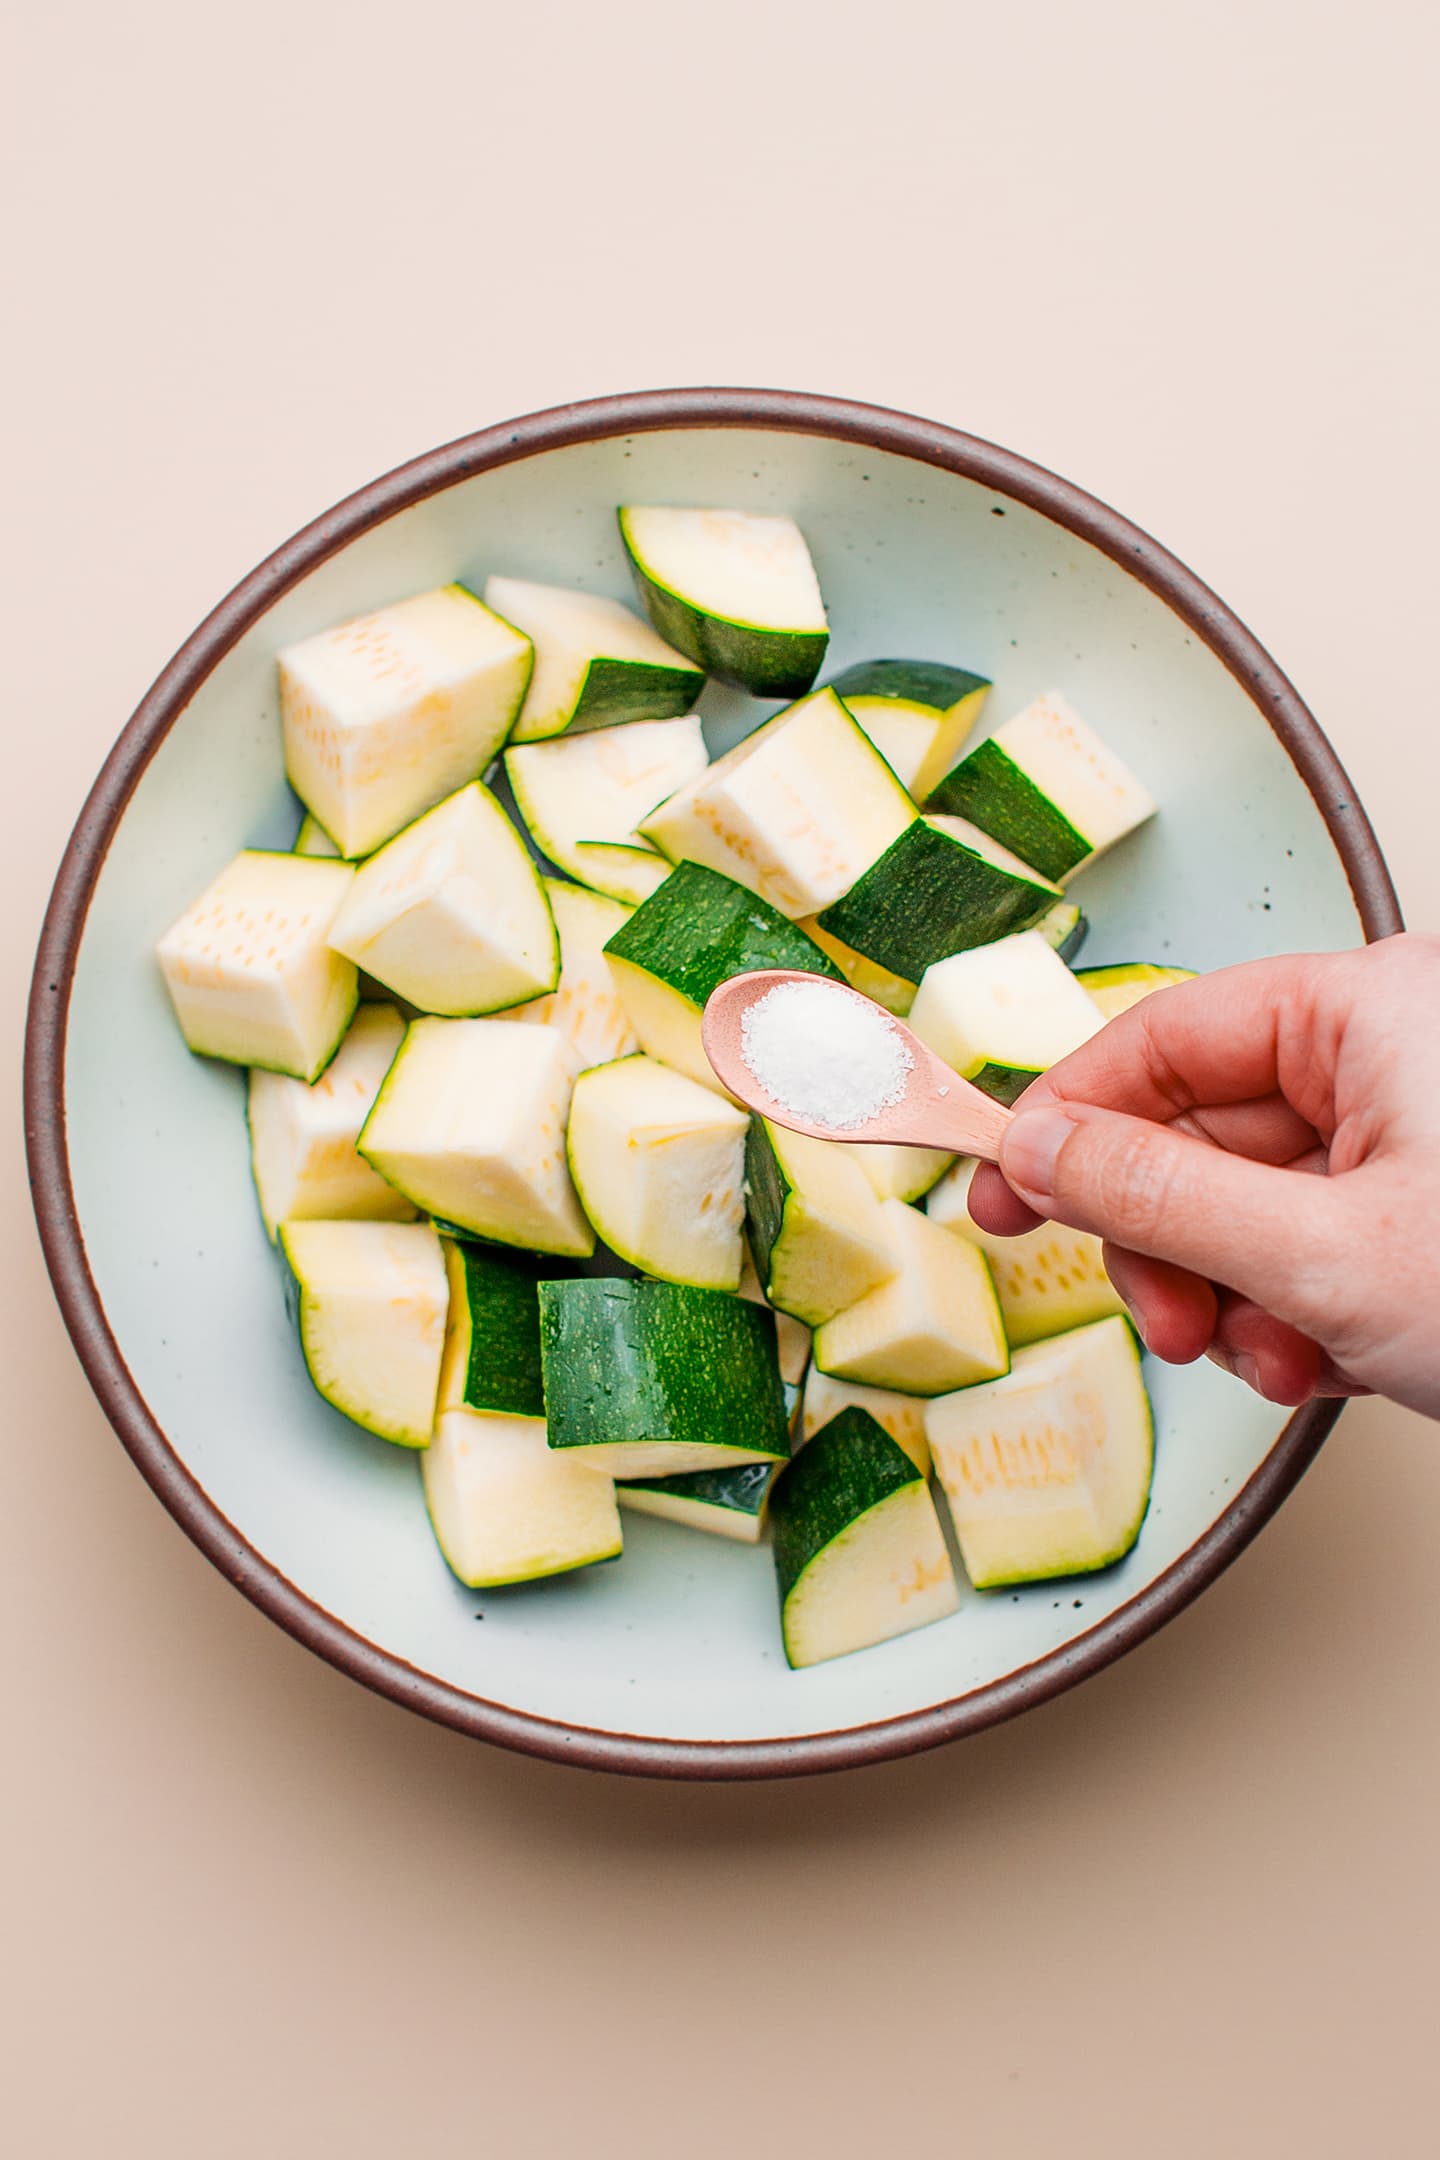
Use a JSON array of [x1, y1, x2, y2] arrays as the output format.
[[816, 817, 1060, 981], [485, 575, 704, 741], [827, 658, 991, 801], [603, 860, 841, 1092], [437, 1238, 551, 1420], [769, 1406, 958, 1668], [619, 505, 829, 697], [618, 1460, 778, 1543], [1075, 962, 1196, 1021], [538, 1277, 792, 1478], [744, 1118, 895, 1327]]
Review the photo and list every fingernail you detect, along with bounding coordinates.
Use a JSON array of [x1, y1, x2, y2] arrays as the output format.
[[1000, 1106, 1080, 1206], [1235, 1353, 1261, 1392]]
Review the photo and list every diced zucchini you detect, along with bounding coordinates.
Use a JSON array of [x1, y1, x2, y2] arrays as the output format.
[[326, 781, 558, 1016], [799, 915, 917, 1016], [280, 1219, 447, 1447], [738, 1240, 812, 1385], [926, 1315, 1153, 1586], [437, 1236, 560, 1419], [293, 811, 341, 858], [358, 1018, 593, 1256], [538, 1278, 791, 1477], [769, 1407, 958, 1668], [280, 585, 533, 859], [927, 1157, 1126, 1346], [908, 929, 1103, 1104], [484, 575, 705, 741], [619, 505, 828, 697], [567, 1054, 748, 1290], [1035, 899, 1089, 964], [839, 1143, 954, 1205], [925, 692, 1156, 882], [502, 880, 638, 1070], [618, 1460, 777, 1544], [745, 1120, 895, 1327], [603, 859, 842, 1094], [799, 1365, 930, 1475], [1076, 962, 1196, 1021], [828, 659, 991, 801], [424, 1408, 622, 1588], [812, 1198, 1008, 1397], [247, 1002, 414, 1239], [816, 816, 1061, 981], [505, 712, 707, 902], [639, 688, 916, 919], [156, 850, 358, 1082]]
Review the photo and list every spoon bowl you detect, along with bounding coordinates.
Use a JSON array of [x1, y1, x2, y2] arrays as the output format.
[[701, 968, 1015, 1159]]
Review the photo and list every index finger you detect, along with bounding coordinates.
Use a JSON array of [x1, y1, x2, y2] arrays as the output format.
[[1024, 948, 1356, 1129]]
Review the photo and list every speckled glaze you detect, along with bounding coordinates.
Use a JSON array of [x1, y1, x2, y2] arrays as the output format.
[[25, 390, 1400, 1779]]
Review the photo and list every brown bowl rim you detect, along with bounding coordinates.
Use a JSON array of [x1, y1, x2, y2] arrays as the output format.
[[23, 386, 1403, 1780]]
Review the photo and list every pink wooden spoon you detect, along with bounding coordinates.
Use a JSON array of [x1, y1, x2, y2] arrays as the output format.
[[701, 968, 1014, 1162]]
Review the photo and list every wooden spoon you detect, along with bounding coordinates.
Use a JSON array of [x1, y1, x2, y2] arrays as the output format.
[[701, 968, 1014, 1162]]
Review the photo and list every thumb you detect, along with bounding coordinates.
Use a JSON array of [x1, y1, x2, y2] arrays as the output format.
[[998, 1101, 1347, 1335]]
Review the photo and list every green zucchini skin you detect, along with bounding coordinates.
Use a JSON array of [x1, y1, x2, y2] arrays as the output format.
[[603, 860, 843, 1004], [817, 823, 1058, 980], [967, 1059, 1045, 1106], [1036, 900, 1089, 965], [444, 1239, 550, 1419], [565, 657, 705, 734], [620, 529, 827, 699], [926, 738, 1090, 882], [827, 659, 991, 711], [743, 1118, 791, 1298], [538, 1278, 791, 1462], [769, 1406, 922, 1606], [431, 1218, 640, 1282]]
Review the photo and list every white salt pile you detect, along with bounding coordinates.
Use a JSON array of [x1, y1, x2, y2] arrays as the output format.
[[739, 978, 914, 1131]]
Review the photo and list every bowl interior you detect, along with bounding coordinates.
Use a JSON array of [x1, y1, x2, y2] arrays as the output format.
[[61, 420, 1364, 1751]]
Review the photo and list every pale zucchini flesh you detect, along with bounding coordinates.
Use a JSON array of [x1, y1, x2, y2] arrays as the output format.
[[927, 1158, 1126, 1346], [908, 929, 1104, 1104], [357, 1017, 594, 1256], [925, 1315, 1153, 1586], [619, 505, 828, 697], [156, 849, 358, 1083], [485, 575, 704, 741], [925, 692, 1156, 882], [293, 811, 342, 858], [811, 1198, 1008, 1397], [326, 781, 558, 1016], [281, 1219, 447, 1447], [800, 1365, 931, 1475], [424, 1409, 623, 1587], [566, 1054, 748, 1290], [504, 712, 707, 899], [503, 880, 639, 1070], [744, 1121, 897, 1328], [639, 688, 916, 919], [827, 658, 991, 801], [280, 584, 533, 859], [799, 915, 918, 1017], [247, 1002, 414, 1239], [839, 1142, 954, 1205], [770, 1407, 958, 1669]]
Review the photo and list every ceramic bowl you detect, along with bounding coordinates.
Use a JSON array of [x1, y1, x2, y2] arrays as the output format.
[[26, 389, 1400, 1779]]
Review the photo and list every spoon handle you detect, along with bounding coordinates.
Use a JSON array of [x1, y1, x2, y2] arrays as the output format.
[[882, 1078, 1015, 1161]]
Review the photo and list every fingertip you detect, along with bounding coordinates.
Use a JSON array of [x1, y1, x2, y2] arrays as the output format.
[[1101, 1246, 1217, 1365], [967, 1161, 1045, 1237]]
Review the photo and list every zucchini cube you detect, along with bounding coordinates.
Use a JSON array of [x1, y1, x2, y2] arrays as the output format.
[[909, 929, 1103, 1104], [326, 781, 558, 1017], [423, 1409, 623, 1588], [156, 849, 358, 1083], [485, 575, 704, 741], [247, 1003, 415, 1239], [358, 1017, 593, 1257], [812, 1198, 1008, 1397], [567, 1054, 748, 1291], [280, 1218, 447, 1447], [280, 584, 533, 859], [925, 691, 1156, 882], [639, 687, 916, 919], [503, 880, 639, 1072], [817, 815, 1061, 981], [926, 1315, 1154, 1587]]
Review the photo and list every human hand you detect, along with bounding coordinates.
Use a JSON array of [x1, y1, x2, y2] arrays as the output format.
[[967, 933, 1440, 1419]]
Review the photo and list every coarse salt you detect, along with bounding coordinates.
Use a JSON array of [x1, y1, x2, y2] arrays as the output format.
[[739, 979, 913, 1131]]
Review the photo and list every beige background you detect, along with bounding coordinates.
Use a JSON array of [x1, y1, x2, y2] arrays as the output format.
[[4, 1, 1438, 2152]]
